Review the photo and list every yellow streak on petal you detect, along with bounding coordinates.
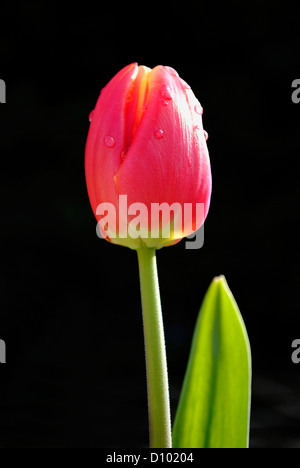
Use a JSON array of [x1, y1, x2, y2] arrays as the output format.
[[132, 66, 152, 136]]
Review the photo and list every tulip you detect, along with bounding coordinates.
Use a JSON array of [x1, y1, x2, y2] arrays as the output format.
[[85, 64, 213, 449], [85, 63, 212, 249]]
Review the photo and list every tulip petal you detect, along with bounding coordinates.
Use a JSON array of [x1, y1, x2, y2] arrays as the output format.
[[85, 63, 138, 218], [114, 66, 212, 238]]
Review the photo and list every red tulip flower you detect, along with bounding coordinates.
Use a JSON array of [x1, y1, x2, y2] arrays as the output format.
[[85, 63, 212, 249]]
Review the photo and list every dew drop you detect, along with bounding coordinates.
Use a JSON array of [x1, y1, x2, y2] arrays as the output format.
[[204, 130, 209, 141], [121, 146, 130, 161], [154, 129, 164, 140], [194, 104, 203, 115], [194, 125, 200, 131], [104, 135, 115, 148], [161, 87, 172, 100], [89, 110, 95, 122]]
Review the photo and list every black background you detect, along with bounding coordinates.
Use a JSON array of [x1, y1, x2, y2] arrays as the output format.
[[1, 0, 300, 448]]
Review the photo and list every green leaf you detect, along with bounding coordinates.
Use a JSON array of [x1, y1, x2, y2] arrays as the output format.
[[172, 276, 251, 448]]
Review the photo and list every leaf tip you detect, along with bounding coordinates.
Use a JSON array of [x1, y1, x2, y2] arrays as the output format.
[[213, 275, 228, 291], [213, 274, 226, 283]]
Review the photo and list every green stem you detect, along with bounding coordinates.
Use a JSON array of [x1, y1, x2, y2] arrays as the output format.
[[136, 247, 172, 448]]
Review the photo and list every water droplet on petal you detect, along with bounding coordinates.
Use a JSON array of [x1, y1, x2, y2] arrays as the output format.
[[121, 147, 130, 161], [165, 66, 179, 77], [104, 135, 115, 148], [194, 104, 203, 115], [194, 125, 200, 131], [89, 110, 95, 122], [161, 87, 172, 100], [204, 130, 209, 141], [154, 129, 164, 139]]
